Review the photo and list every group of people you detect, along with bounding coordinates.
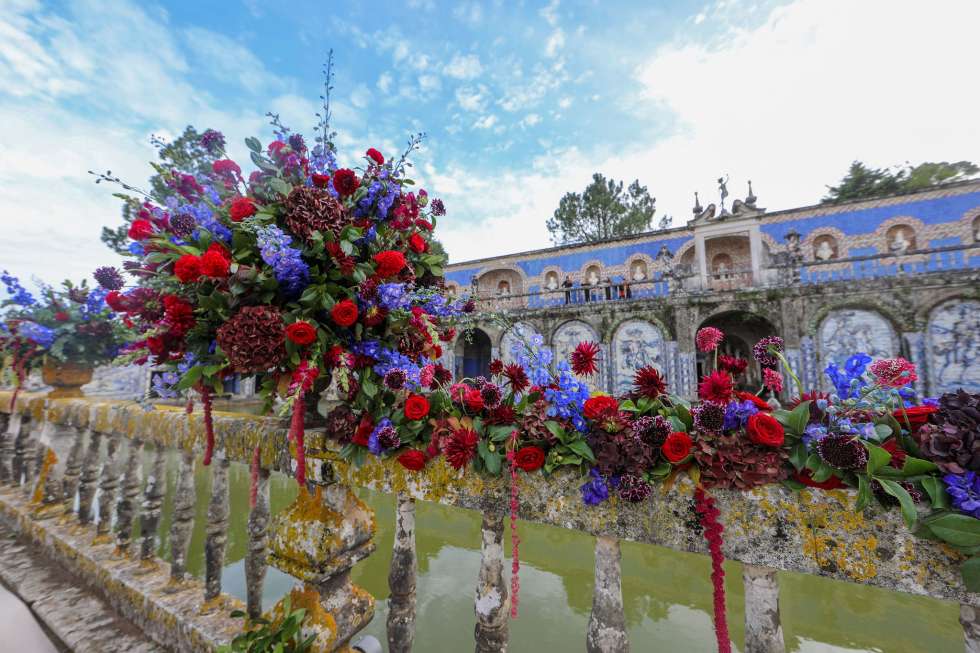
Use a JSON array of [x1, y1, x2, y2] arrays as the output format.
[[546, 271, 638, 305]]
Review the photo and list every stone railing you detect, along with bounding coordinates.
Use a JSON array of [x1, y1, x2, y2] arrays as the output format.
[[2, 393, 980, 653]]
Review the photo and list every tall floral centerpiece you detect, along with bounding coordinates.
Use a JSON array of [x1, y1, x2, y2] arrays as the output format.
[[1, 273, 124, 402]]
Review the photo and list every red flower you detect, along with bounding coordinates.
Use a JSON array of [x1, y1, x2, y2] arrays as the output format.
[[128, 219, 154, 240], [698, 370, 734, 404], [463, 387, 484, 413], [763, 368, 784, 394], [54, 311, 70, 322], [663, 431, 692, 463], [583, 395, 619, 420], [397, 449, 426, 472], [869, 358, 917, 388], [746, 413, 784, 447], [366, 148, 385, 165], [200, 250, 230, 278], [794, 468, 844, 490], [146, 336, 165, 356], [893, 405, 938, 434], [445, 428, 479, 469], [514, 446, 545, 472], [373, 250, 407, 277], [570, 341, 601, 377], [504, 363, 529, 393], [229, 197, 257, 222], [404, 394, 430, 420], [718, 355, 748, 377], [696, 327, 724, 352], [882, 438, 908, 469], [331, 299, 359, 327], [633, 366, 667, 399], [353, 414, 374, 447], [106, 291, 125, 312], [736, 391, 772, 412], [332, 168, 359, 197], [162, 295, 195, 337], [285, 321, 317, 346], [174, 255, 202, 282], [408, 233, 428, 254], [311, 173, 330, 188], [489, 359, 504, 375]]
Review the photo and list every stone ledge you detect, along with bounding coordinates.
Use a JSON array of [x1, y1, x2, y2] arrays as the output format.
[[0, 486, 243, 653]]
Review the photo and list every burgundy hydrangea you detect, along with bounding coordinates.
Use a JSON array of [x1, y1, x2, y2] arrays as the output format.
[[283, 186, 352, 245], [216, 305, 287, 374]]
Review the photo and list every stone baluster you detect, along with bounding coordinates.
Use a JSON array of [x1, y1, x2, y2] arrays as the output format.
[[60, 425, 88, 518], [203, 455, 230, 609], [10, 412, 33, 488], [245, 464, 271, 620], [114, 438, 144, 554], [743, 565, 785, 653], [76, 430, 102, 525], [0, 413, 20, 485], [168, 450, 197, 583], [474, 512, 509, 653], [267, 483, 376, 651], [31, 422, 77, 520], [586, 536, 629, 653], [139, 445, 168, 563], [961, 605, 980, 653], [387, 493, 417, 653], [27, 432, 46, 497], [94, 433, 123, 543]]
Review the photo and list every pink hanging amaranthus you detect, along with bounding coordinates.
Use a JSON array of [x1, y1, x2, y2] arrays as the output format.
[[695, 486, 731, 653], [200, 386, 215, 466], [506, 431, 521, 619], [8, 346, 37, 411], [288, 361, 319, 487]]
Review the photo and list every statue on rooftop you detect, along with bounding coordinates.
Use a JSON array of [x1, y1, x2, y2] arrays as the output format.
[[718, 175, 730, 214]]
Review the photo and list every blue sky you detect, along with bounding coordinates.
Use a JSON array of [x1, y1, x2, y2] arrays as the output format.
[[2, 0, 979, 287]]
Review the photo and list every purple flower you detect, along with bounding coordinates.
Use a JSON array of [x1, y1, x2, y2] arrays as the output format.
[[256, 225, 309, 297], [580, 468, 610, 506], [752, 336, 784, 367], [722, 400, 759, 430], [368, 418, 397, 455], [199, 129, 226, 153], [430, 198, 446, 216], [945, 472, 980, 518], [94, 266, 125, 291]]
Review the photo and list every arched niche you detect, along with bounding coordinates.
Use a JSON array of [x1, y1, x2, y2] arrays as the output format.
[[611, 320, 666, 395], [928, 299, 980, 395], [818, 308, 898, 389], [812, 235, 839, 261], [455, 328, 493, 379], [886, 224, 917, 253], [552, 320, 603, 392]]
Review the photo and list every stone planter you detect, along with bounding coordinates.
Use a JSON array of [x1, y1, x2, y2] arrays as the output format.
[[41, 359, 93, 399]]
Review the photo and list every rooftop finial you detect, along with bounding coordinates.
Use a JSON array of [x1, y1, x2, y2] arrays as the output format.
[[693, 191, 702, 215], [746, 180, 757, 207]]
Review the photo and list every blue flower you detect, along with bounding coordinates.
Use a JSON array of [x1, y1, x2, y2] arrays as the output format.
[[377, 283, 410, 311], [802, 423, 828, 450], [580, 468, 610, 506], [373, 348, 421, 390], [256, 225, 310, 297], [1, 270, 36, 306], [152, 371, 181, 399], [128, 242, 145, 256], [825, 352, 872, 399], [723, 400, 759, 430], [368, 418, 393, 456], [944, 472, 980, 518], [18, 321, 55, 348]]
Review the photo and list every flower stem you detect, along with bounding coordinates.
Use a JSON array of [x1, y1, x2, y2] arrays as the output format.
[[774, 351, 804, 398]]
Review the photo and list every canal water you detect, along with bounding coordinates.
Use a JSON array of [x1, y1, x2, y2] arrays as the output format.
[[149, 452, 961, 653]]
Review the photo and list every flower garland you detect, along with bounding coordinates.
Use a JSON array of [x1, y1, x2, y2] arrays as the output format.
[[695, 486, 730, 653], [506, 443, 521, 619]]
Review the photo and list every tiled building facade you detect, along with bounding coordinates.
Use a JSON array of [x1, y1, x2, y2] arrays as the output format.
[[443, 181, 980, 399]]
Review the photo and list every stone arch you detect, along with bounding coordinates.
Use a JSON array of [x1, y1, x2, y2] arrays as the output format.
[[578, 260, 604, 286], [611, 319, 666, 394], [475, 263, 528, 296], [697, 310, 778, 390], [499, 321, 541, 365], [817, 308, 899, 389], [455, 327, 493, 379], [964, 207, 980, 243], [552, 320, 604, 392], [927, 298, 980, 395], [805, 226, 846, 261], [540, 266, 563, 292]]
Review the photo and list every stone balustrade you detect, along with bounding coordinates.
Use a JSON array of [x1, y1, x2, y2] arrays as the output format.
[[1, 392, 979, 652]]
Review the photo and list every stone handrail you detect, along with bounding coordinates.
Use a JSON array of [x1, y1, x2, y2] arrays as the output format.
[[2, 392, 979, 653]]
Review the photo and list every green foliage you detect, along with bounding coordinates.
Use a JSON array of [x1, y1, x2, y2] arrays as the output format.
[[822, 160, 979, 204], [546, 173, 656, 245], [218, 601, 315, 653]]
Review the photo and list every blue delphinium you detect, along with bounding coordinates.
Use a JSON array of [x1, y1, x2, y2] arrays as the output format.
[[256, 225, 310, 297], [373, 348, 421, 390], [723, 400, 759, 431], [128, 242, 145, 256], [82, 288, 109, 318], [377, 283, 410, 311], [825, 352, 872, 399], [580, 468, 610, 506], [945, 472, 980, 518], [368, 418, 394, 456], [802, 423, 828, 450], [1, 271, 35, 306], [511, 332, 588, 431], [152, 371, 181, 399], [18, 322, 55, 348]]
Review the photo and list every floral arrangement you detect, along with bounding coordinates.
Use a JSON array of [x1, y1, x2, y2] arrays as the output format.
[[1, 271, 124, 406]]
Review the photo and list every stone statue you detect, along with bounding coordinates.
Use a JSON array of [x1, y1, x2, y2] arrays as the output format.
[[497, 281, 511, 296], [545, 273, 559, 291], [890, 229, 912, 253], [815, 240, 835, 261], [631, 263, 647, 281], [587, 269, 600, 286], [718, 175, 730, 214]]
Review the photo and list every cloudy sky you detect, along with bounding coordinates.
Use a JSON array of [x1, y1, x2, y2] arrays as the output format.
[[2, 0, 978, 288]]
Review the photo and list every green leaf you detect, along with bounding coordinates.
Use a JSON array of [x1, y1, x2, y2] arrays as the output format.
[[788, 401, 811, 437], [873, 423, 893, 441], [245, 136, 262, 153], [856, 474, 871, 511], [926, 514, 980, 547], [544, 420, 565, 442], [566, 438, 596, 463], [877, 478, 918, 528], [788, 442, 808, 471], [175, 365, 203, 391], [900, 456, 939, 477], [675, 403, 693, 429], [810, 461, 833, 483], [268, 177, 292, 197], [489, 425, 515, 442], [668, 416, 687, 432], [961, 556, 980, 593], [864, 442, 892, 475], [362, 379, 377, 398], [920, 477, 951, 510]]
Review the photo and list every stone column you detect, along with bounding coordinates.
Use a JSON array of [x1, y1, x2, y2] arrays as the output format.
[[267, 484, 376, 651], [76, 430, 103, 525], [586, 536, 629, 653], [246, 464, 271, 620], [168, 450, 196, 583], [94, 433, 123, 543], [749, 225, 763, 284], [203, 456, 230, 609], [474, 512, 508, 653], [695, 233, 708, 288], [961, 604, 980, 653], [139, 445, 168, 564], [743, 565, 785, 653], [31, 423, 77, 519], [115, 438, 144, 554], [0, 413, 12, 484], [10, 412, 32, 488], [799, 336, 819, 392], [387, 493, 417, 653]]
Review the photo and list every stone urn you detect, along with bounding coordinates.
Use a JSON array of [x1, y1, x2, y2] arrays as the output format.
[[41, 359, 93, 399]]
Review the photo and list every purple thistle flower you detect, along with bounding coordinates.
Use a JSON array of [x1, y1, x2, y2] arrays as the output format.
[[430, 198, 446, 216], [94, 266, 125, 291], [199, 129, 225, 154]]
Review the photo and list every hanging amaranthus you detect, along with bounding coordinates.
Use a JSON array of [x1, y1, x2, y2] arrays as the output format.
[[506, 431, 521, 618], [695, 486, 730, 653], [288, 361, 319, 487]]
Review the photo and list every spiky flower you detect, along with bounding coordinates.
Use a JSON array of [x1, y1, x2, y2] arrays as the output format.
[[445, 428, 478, 469], [632, 415, 671, 450], [504, 363, 530, 393], [815, 434, 868, 470], [94, 266, 125, 291], [216, 305, 287, 373], [383, 368, 407, 390], [481, 383, 503, 409], [699, 370, 734, 404], [696, 327, 724, 352], [618, 474, 652, 502], [283, 186, 352, 245], [633, 366, 667, 399], [868, 357, 917, 389], [570, 341, 601, 376], [170, 212, 196, 237], [752, 336, 784, 367]]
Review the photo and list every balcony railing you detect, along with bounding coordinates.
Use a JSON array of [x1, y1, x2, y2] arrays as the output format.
[[2, 393, 980, 652]]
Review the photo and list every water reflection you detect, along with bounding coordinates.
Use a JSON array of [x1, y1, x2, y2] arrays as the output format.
[[148, 450, 960, 652]]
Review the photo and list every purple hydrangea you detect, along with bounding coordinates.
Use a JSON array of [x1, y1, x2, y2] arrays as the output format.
[[18, 321, 55, 348], [377, 282, 410, 311], [722, 399, 759, 430], [945, 472, 980, 518]]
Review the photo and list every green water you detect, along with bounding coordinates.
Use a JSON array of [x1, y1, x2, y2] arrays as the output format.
[[150, 452, 962, 652]]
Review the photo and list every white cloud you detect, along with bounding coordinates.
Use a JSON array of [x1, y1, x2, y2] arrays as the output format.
[[181, 27, 277, 90], [520, 113, 541, 128], [444, 53, 483, 80], [349, 83, 371, 108], [453, 2, 483, 25], [455, 85, 487, 112], [544, 29, 565, 58], [418, 73, 441, 93], [377, 72, 393, 93], [557, 97, 572, 109], [472, 114, 497, 130], [540, 0, 560, 27]]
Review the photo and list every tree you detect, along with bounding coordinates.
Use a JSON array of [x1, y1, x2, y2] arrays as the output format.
[[822, 160, 979, 204], [101, 126, 222, 254], [546, 173, 656, 245]]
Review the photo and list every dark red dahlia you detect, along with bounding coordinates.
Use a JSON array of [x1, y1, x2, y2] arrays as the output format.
[[489, 359, 504, 376], [383, 368, 407, 391], [480, 383, 503, 409], [718, 355, 748, 377], [504, 363, 530, 393], [633, 366, 667, 399], [698, 370, 734, 405], [570, 341, 601, 377], [445, 428, 478, 469]]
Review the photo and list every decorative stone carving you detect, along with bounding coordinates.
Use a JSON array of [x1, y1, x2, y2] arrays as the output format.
[[611, 320, 666, 394], [818, 309, 897, 389], [928, 300, 980, 395], [553, 320, 604, 392]]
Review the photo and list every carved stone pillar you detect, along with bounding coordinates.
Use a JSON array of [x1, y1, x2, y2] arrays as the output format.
[[10, 412, 33, 488], [387, 493, 417, 653], [586, 536, 629, 653], [168, 450, 197, 583], [267, 484, 376, 651], [115, 438, 144, 554], [246, 464, 271, 620], [31, 423, 77, 519], [961, 604, 980, 653], [0, 413, 12, 484], [743, 565, 785, 653], [203, 456, 231, 609], [474, 512, 508, 653]]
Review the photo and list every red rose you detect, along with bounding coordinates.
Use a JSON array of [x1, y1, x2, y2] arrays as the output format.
[[514, 446, 545, 472], [200, 250, 230, 278], [662, 431, 692, 463], [893, 405, 938, 435], [106, 291, 125, 312], [404, 394, 430, 420], [207, 242, 231, 260], [366, 148, 385, 165], [746, 413, 784, 447], [311, 173, 330, 188], [464, 387, 484, 413], [794, 468, 844, 490], [229, 197, 257, 222], [54, 311, 69, 322], [331, 299, 359, 327], [583, 395, 619, 420], [736, 391, 773, 412], [373, 250, 407, 277], [353, 414, 374, 446], [174, 255, 202, 283], [397, 449, 426, 472], [332, 168, 359, 197], [409, 233, 428, 254], [128, 219, 154, 240], [285, 321, 317, 346]]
